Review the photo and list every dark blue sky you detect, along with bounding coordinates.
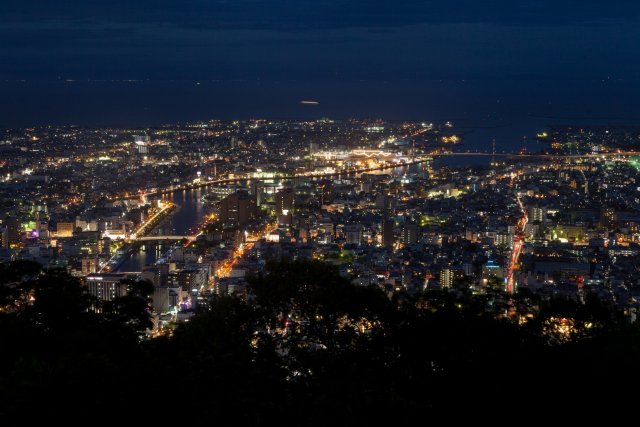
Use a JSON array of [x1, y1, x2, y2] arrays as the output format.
[[2, 1, 640, 139]]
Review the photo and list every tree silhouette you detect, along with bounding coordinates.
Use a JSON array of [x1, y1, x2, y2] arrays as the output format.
[[0, 266, 146, 420], [0, 260, 639, 423], [103, 278, 154, 334]]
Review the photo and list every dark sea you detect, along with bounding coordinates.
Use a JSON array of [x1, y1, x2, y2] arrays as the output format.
[[2, 78, 638, 155]]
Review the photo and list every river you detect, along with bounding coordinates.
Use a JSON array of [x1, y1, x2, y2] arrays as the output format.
[[115, 159, 477, 271], [116, 187, 210, 272]]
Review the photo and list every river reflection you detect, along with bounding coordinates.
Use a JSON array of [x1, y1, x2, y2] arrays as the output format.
[[116, 187, 209, 272], [116, 158, 482, 271]]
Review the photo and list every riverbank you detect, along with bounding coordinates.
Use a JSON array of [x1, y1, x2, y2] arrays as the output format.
[[121, 155, 435, 200], [102, 203, 177, 272]]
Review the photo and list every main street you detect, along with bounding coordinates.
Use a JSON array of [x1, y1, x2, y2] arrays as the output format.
[[507, 193, 528, 294]]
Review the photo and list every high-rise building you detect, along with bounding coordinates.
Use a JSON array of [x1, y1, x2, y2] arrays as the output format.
[[440, 267, 464, 288], [133, 135, 150, 155], [482, 259, 505, 280], [529, 206, 546, 224], [275, 188, 294, 216], [56, 221, 75, 238], [167, 267, 208, 293], [219, 190, 257, 226], [141, 266, 162, 287], [276, 188, 294, 226], [600, 206, 616, 229], [82, 256, 99, 275], [382, 219, 394, 249], [153, 286, 181, 313], [376, 194, 395, 211], [402, 222, 419, 245], [2, 216, 21, 247], [345, 224, 363, 245], [85, 273, 129, 304], [495, 232, 512, 248], [0, 226, 8, 248]]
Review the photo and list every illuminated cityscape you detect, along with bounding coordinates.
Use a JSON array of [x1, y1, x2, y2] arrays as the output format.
[[3, 1, 640, 423], [4, 120, 640, 335]]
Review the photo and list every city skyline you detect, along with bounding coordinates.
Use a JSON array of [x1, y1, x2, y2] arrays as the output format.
[[2, 118, 640, 421], [3, 1, 640, 138], [3, 2, 640, 423]]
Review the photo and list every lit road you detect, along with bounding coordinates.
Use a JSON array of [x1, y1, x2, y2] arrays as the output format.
[[214, 243, 252, 281], [214, 221, 276, 281], [136, 235, 196, 242], [506, 193, 528, 294]]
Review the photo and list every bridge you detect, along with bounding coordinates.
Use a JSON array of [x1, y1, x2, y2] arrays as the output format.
[[313, 149, 399, 160], [128, 150, 640, 201], [428, 151, 640, 159], [136, 235, 197, 242]]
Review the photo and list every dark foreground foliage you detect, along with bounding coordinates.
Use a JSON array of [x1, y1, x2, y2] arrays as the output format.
[[0, 260, 638, 424]]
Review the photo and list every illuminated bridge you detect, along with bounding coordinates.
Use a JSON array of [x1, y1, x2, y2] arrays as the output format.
[[136, 235, 197, 242], [131, 150, 640, 200], [312, 149, 406, 160]]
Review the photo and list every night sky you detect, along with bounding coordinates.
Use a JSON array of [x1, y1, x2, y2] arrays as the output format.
[[3, 1, 640, 145]]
